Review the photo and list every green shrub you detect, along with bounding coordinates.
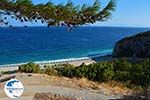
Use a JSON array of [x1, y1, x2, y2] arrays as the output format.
[[113, 58, 131, 71], [130, 63, 145, 86], [141, 59, 150, 86], [45, 67, 58, 76], [1, 70, 17, 74], [18, 62, 40, 73], [113, 58, 131, 81], [73, 62, 114, 82], [115, 71, 130, 81], [85, 64, 97, 80], [94, 62, 114, 81], [57, 64, 75, 78], [130, 59, 150, 86], [75, 63, 90, 78]]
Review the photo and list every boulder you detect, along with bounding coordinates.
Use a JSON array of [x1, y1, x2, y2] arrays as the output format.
[[33, 92, 78, 100]]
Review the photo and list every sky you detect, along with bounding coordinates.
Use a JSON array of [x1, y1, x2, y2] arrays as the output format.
[[10, 0, 150, 27]]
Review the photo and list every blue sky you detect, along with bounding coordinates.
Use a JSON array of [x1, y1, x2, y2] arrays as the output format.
[[11, 0, 150, 27]]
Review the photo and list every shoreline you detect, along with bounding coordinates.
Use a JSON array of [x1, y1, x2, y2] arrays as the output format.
[[0, 54, 113, 72], [0, 53, 112, 67]]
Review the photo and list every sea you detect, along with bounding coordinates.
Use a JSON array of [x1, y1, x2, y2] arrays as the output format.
[[0, 26, 149, 66]]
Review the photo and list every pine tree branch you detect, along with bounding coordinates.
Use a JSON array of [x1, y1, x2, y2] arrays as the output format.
[[0, 0, 116, 29]]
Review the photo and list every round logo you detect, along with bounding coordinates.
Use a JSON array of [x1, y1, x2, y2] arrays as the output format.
[[4, 79, 24, 98]]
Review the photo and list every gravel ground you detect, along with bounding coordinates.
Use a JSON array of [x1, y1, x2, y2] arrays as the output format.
[[0, 85, 118, 100], [0, 73, 120, 100]]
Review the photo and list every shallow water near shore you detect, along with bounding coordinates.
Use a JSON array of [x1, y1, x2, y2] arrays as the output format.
[[0, 26, 149, 66]]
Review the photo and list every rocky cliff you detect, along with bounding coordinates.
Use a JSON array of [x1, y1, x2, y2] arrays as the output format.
[[113, 31, 150, 58]]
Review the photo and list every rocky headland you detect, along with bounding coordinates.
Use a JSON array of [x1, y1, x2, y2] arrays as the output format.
[[113, 31, 150, 58]]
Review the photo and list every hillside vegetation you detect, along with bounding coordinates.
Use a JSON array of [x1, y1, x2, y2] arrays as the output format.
[[19, 58, 150, 88]]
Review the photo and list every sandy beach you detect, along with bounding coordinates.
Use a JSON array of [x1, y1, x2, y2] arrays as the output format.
[[0, 55, 113, 72]]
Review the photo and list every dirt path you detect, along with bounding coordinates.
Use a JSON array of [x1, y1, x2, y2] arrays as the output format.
[[0, 73, 120, 100], [0, 86, 117, 100]]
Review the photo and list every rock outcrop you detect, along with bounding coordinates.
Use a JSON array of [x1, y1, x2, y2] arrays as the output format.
[[33, 92, 78, 100], [113, 31, 150, 58]]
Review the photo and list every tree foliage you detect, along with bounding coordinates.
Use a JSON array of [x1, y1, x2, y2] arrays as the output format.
[[18, 62, 40, 73], [0, 0, 115, 29]]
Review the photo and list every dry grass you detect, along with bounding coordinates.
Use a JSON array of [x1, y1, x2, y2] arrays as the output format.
[[45, 75, 133, 96]]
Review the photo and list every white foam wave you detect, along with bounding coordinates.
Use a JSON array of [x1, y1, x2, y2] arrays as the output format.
[[0, 49, 113, 67]]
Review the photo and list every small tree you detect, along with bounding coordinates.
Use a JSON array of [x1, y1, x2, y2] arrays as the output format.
[[18, 62, 40, 73], [113, 58, 132, 81]]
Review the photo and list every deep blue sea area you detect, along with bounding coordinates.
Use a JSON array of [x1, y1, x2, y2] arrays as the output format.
[[0, 26, 149, 65]]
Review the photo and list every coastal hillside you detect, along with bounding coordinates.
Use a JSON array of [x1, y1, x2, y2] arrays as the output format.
[[113, 31, 150, 58]]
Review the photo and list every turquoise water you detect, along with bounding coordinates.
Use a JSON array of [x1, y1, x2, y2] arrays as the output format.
[[0, 26, 149, 65]]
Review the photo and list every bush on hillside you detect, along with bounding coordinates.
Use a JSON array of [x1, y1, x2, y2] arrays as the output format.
[[18, 62, 40, 73], [45, 67, 58, 76], [130, 59, 150, 86], [18, 58, 150, 88], [54, 58, 150, 87], [56, 64, 75, 78], [74, 62, 114, 81], [57, 62, 114, 82], [113, 58, 132, 81], [74, 63, 90, 78]]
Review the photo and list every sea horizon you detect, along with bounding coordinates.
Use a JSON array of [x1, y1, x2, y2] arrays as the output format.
[[1, 26, 150, 29]]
